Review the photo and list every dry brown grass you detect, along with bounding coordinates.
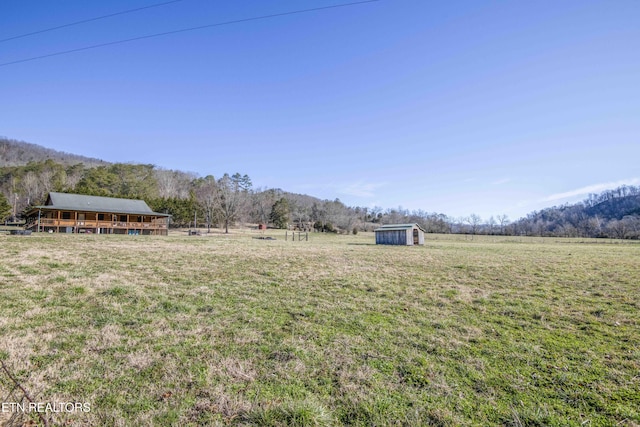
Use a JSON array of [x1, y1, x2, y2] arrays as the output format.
[[0, 231, 638, 426]]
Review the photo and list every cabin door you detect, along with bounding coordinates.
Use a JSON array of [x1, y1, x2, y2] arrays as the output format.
[[413, 229, 419, 245]]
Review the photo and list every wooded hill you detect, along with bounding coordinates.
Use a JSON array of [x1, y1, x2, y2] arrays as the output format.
[[1, 138, 107, 168], [510, 187, 640, 238], [0, 138, 364, 232], [1, 137, 639, 238]]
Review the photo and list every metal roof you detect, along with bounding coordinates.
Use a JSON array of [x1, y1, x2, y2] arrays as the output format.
[[32, 192, 169, 216], [374, 223, 426, 233]]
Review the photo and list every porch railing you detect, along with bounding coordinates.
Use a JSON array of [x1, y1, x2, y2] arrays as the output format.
[[27, 218, 167, 230]]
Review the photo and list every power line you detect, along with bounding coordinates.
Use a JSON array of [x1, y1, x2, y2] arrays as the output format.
[[0, 0, 185, 44], [0, 0, 381, 68]]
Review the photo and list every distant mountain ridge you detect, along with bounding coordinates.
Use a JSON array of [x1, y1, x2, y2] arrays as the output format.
[[0, 137, 108, 167], [585, 194, 640, 220], [1, 137, 639, 238], [512, 186, 640, 238]]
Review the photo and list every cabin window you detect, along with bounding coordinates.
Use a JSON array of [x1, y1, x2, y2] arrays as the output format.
[[119, 215, 127, 222], [62, 212, 71, 220], [98, 214, 105, 221]]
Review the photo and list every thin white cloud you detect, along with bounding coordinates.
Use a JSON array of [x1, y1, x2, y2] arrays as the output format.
[[542, 178, 640, 202], [339, 181, 385, 198], [285, 180, 385, 201], [492, 178, 511, 185]]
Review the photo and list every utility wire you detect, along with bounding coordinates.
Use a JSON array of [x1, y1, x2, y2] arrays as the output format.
[[0, 0, 185, 44], [0, 0, 380, 68]]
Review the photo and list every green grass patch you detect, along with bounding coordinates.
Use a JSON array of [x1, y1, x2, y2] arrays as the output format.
[[0, 232, 638, 426]]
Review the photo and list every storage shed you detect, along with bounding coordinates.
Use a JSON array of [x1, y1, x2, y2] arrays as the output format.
[[374, 223, 426, 246]]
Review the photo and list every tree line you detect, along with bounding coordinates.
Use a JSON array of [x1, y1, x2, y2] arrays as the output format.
[[0, 160, 373, 233], [376, 186, 640, 239], [1, 155, 639, 238], [1, 137, 106, 168], [508, 185, 640, 239]]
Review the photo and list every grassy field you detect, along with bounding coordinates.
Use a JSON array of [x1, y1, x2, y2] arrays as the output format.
[[0, 231, 638, 426]]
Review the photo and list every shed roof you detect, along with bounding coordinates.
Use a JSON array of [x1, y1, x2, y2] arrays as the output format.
[[32, 192, 169, 216], [374, 223, 426, 233]]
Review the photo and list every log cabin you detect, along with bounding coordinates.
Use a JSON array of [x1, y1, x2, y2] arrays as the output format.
[[25, 192, 170, 235]]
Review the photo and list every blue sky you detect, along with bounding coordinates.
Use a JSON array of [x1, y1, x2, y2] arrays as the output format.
[[2, 0, 639, 220]]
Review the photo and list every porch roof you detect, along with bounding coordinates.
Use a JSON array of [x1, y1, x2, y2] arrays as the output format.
[[29, 192, 170, 217]]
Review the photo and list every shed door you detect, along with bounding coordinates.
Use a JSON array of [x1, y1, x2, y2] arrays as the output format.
[[413, 229, 419, 245]]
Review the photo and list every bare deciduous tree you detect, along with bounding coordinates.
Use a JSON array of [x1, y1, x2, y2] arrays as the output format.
[[155, 168, 194, 199], [497, 214, 509, 235], [194, 175, 218, 232], [216, 173, 252, 234], [20, 171, 41, 206], [466, 214, 482, 235], [251, 188, 280, 225]]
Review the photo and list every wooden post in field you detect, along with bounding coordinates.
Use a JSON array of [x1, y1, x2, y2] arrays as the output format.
[[284, 231, 307, 242]]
